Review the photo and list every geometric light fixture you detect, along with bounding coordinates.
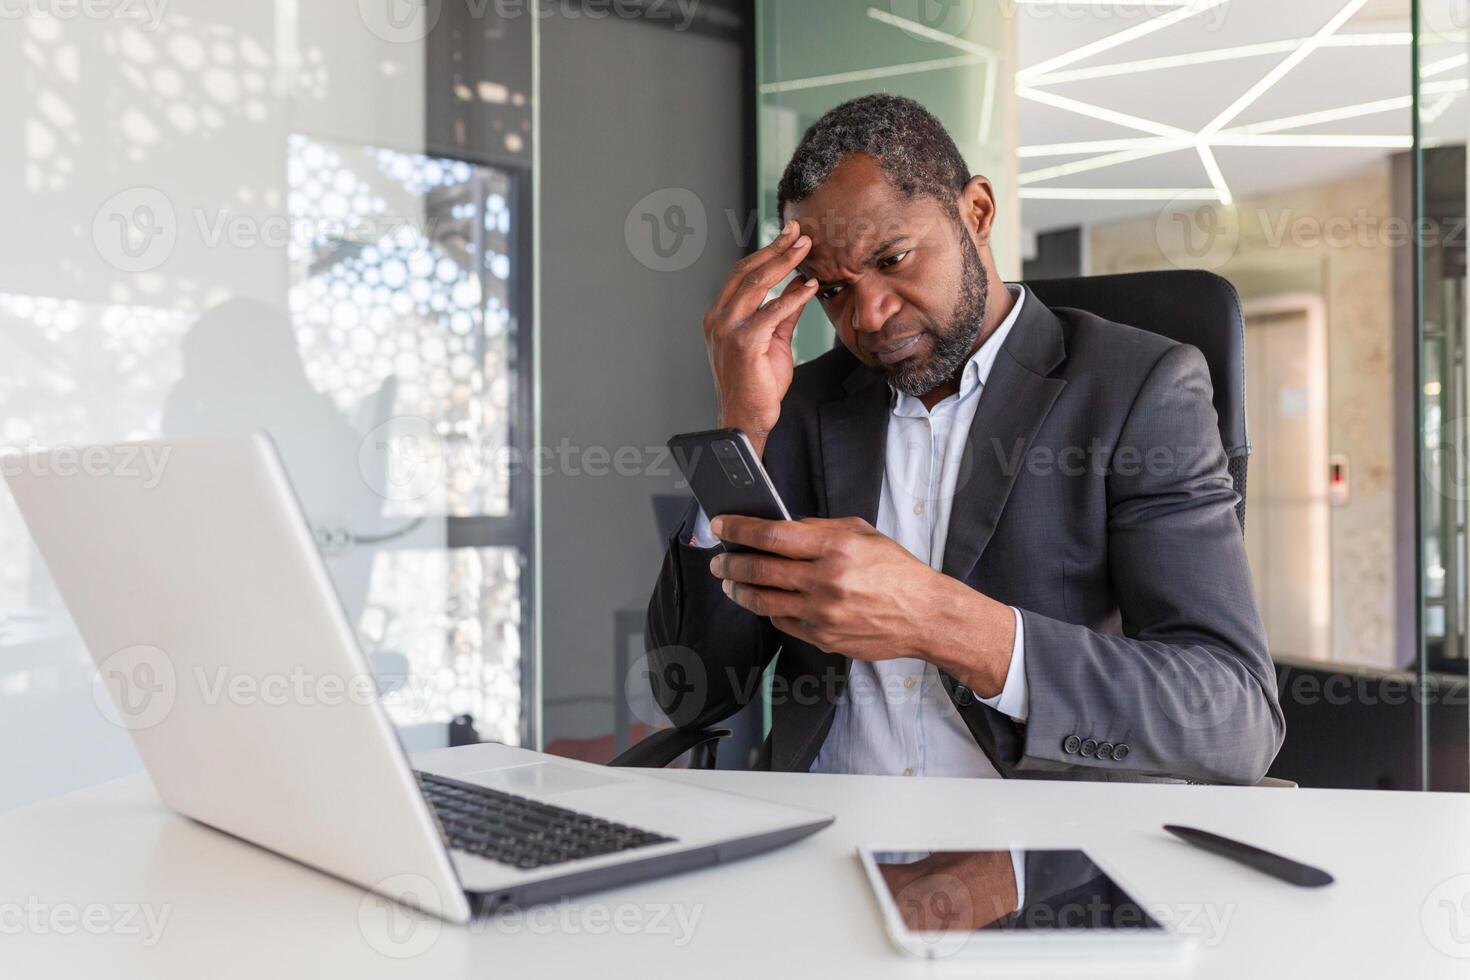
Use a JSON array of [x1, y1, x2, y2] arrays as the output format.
[[1016, 0, 1400, 204], [779, 3, 1428, 206]]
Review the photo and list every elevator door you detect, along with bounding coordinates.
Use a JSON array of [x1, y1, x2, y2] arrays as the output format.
[[1243, 297, 1331, 662]]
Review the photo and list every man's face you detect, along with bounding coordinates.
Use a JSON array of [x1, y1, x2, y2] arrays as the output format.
[[789, 154, 988, 396]]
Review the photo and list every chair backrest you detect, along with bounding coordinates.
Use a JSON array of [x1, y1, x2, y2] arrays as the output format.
[[1024, 270, 1249, 532]]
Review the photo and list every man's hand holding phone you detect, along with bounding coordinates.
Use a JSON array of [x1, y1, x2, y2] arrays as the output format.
[[703, 220, 820, 459]]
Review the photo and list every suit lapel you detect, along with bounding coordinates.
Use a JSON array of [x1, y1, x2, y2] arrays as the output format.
[[817, 364, 889, 522], [941, 292, 1069, 583], [770, 361, 888, 772]]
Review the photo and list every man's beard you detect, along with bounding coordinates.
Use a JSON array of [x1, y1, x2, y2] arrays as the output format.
[[884, 231, 989, 398]]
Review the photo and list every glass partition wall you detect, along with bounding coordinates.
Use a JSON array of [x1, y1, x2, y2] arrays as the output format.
[[758, 0, 1467, 790], [1416, 0, 1470, 790], [0, 2, 536, 808]]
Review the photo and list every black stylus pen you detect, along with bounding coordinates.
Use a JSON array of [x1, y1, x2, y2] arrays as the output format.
[[1163, 825, 1334, 887]]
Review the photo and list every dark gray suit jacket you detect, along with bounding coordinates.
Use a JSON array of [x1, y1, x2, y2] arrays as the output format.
[[646, 291, 1284, 784]]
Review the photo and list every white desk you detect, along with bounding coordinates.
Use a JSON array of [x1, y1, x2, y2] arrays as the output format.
[[5, 764, 1469, 978]]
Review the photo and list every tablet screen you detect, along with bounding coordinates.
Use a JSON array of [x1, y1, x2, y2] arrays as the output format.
[[870, 849, 1165, 934]]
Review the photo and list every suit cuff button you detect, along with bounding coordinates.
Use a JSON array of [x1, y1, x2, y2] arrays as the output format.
[[1113, 743, 1131, 761], [1080, 738, 1099, 758], [1096, 741, 1114, 760], [1062, 735, 1082, 755]]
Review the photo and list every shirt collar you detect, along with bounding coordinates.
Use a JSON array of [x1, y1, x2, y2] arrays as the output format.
[[890, 283, 1025, 417]]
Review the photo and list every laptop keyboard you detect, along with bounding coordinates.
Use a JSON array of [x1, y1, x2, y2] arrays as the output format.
[[415, 771, 676, 871]]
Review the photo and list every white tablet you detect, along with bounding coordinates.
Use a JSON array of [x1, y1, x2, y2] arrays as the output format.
[[857, 845, 1192, 962]]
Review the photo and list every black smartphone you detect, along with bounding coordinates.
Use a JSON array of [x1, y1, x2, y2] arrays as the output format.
[[668, 428, 792, 552]]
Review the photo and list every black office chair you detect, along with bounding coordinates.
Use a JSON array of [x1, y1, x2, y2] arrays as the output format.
[[1027, 270, 1249, 531], [610, 270, 1251, 771]]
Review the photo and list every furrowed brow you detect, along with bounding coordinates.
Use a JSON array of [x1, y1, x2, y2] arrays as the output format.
[[802, 236, 910, 286], [861, 236, 908, 267]]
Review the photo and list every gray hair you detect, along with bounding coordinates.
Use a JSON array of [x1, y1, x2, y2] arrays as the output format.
[[777, 94, 971, 219]]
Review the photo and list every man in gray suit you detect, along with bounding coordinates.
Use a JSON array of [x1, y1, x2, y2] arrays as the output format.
[[646, 94, 1283, 784]]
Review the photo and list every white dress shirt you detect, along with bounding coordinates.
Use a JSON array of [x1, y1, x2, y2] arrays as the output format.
[[694, 285, 1030, 779]]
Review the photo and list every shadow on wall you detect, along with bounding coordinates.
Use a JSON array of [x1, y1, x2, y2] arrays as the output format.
[[159, 297, 387, 645]]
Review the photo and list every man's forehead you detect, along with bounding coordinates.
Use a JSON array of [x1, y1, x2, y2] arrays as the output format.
[[795, 203, 942, 268], [785, 156, 947, 265]]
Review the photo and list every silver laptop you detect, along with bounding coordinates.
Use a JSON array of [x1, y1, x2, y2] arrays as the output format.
[[6, 432, 831, 923]]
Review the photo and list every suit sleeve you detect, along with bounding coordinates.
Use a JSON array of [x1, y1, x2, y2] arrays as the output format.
[[644, 499, 780, 729], [1010, 343, 1284, 784]]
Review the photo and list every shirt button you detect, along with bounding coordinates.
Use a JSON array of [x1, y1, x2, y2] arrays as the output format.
[[903, 676, 917, 689], [913, 502, 924, 515], [902, 768, 914, 777]]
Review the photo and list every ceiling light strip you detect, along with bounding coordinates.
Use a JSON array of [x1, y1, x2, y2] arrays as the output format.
[[1017, 86, 1193, 138], [1221, 96, 1412, 135], [1025, 39, 1300, 86], [1321, 31, 1414, 46], [1020, 137, 1177, 157], [1012, 0, 1192, 5], [979, 54, 998, 142], [1017, 0, 1233, 83], [1020, 143, 1190, 184], [1210, 133, 1412, 147], [1200, 0, 1371, 137], [865, 8, 989, 57], [1195, 143, 1232, 205], [758, 54, 987, 95], [1025, 32, 1410, 88], [1020, 188, 1218, 200], [1421, 52, 1470, 79], [1423, 78, 1470, 95], [1422, 91, 1463, 125]]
